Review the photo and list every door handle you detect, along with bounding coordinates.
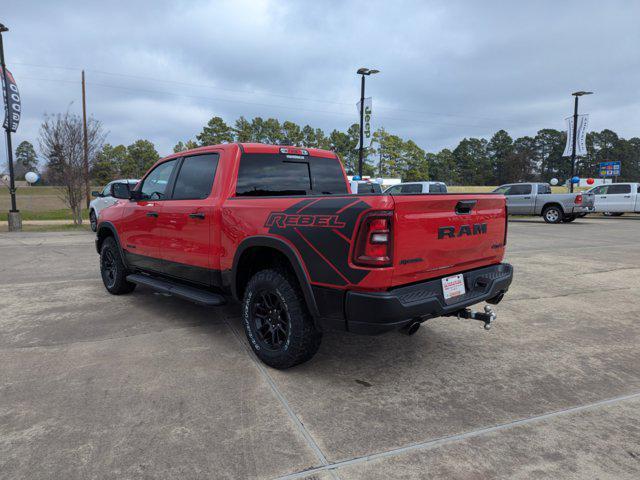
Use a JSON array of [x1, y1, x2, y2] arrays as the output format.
[[624, 195, 631, 198], [146, 211, 159, 218], [189, 212, 205, 219], [600, 196, 607, 199], [523, 196, 531, 199]]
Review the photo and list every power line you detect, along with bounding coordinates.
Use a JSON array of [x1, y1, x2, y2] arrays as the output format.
[[18, 74, 496, 130], [12, 61, 514, 124]]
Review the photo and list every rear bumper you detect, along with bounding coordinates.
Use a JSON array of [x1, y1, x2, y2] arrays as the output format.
[[572, 205, 595, 213], [345, 263, 513, 335]]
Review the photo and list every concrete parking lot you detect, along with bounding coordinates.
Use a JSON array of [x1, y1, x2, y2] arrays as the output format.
[[1, 216, 639, 479]]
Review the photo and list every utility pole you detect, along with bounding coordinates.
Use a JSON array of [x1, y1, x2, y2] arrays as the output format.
[[0, 23, 20, 231], [356, 67, 379, 177], [82, 70, 90, 208], [569, 91, 593, 193]]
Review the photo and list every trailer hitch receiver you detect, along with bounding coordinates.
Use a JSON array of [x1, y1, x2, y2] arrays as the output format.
[[456, 305, 496, 330]]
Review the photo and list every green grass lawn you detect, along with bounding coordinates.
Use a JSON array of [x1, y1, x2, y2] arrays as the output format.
[[0, 209, 90, 221]]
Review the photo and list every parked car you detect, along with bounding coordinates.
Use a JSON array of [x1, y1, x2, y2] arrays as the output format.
[[90, 179, 139, 231], [586, 183, 640, 216], [492, 182, 595, 223], [384, 181, 447, 194], [96, 143, 512, 368], [350, 180, 383, 194]]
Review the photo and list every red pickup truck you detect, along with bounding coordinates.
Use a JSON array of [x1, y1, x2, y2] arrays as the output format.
[[96, 143, 513, 368]]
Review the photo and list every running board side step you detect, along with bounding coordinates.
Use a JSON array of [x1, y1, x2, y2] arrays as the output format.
[[126, 274, 226, 306]]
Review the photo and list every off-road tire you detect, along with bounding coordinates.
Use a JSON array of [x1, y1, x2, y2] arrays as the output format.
[[90, 210, 98, 232], [542, 205, 563, 224], [562, 214, 577, 223], [242, 269, 322, 369], [100, 237, 136, 294]]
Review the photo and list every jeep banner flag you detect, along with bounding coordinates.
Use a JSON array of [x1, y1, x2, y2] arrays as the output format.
[[1, 66, 21, 133], [357, 97, 373, 146], [562, 114, 588, 157]]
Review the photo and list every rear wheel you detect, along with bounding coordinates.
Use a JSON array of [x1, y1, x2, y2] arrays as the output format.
[[100, 237, 136, 294], [603, 212, 624, 217], [542, 205, 563, 224], [90, 210, 98, 232], [242, 269, 321, 369]]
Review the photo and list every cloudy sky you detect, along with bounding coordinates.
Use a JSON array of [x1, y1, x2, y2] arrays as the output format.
[[4, 0, 640, 159]]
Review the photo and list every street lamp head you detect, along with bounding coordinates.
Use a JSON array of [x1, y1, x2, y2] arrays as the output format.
[[357, 67, 369, 75], [572, 91, 593, 96], [368, 69, 380, 75], [0, 24, 8, 33]]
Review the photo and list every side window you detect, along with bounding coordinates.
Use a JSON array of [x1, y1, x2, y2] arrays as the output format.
[[140, 159, 178, 200], [172, 154, 220, 200], [385, 185, 401, 195], [508, 184, 532, 195], [493, 185, 511, 195], [401, 184, 422, 194], [432, 184, 447, 193], [591, 185, 607, 195], [537, 184, 551, 194], [608, 184, 631, 194], [101, 183, 112, 196]]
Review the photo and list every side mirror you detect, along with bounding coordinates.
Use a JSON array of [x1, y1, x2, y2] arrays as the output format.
[[91, 190, 101, 198], [111, 182, 132, 199]]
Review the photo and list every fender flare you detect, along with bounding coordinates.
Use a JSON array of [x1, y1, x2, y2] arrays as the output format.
[[96, 222, 129, 267], [231, 235, 320, 319]]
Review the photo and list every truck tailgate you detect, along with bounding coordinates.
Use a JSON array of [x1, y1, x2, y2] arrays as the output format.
[[390, 194, 507, 286]]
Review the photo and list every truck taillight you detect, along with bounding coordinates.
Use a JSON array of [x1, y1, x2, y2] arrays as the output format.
[[575, 194, 583, 205], [504, 205, 508, 246], [353, 211, 393, 267]]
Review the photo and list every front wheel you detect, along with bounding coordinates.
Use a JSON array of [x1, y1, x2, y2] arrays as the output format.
[[242, 269, 322, 369], [90, 210, 98, 232], [100, 237, 136, 294], [542, 205, 563, 224]]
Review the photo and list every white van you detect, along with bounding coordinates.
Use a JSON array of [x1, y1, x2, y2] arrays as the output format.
[[384, 181, 447, 194], [586, 182, 640, 216]]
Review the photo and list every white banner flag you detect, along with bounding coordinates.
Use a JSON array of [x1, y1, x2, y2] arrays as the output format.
[[357, 97, 373, 146], [563, 114, 589, 157]]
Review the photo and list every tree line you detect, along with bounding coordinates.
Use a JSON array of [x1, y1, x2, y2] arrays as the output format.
[[14, 115, 640, 189]]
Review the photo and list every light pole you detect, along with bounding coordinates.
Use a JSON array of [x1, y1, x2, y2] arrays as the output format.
[[569, 90, 593, 193], [356, 67, 379, 177], [0, 23, 20, 231]]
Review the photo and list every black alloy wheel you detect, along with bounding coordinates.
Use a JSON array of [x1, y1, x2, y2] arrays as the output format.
[[251, 290, 291, 350]]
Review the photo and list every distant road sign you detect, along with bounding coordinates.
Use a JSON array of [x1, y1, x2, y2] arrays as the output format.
[[599, 161, 621, 177]]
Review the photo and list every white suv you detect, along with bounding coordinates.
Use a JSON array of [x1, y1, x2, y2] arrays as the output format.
[[89, 179, 138, 231], [384, 181, 447, 194]]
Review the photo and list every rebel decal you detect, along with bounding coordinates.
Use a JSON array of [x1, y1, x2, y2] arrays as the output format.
[[265, 213, 346, 229], [266, 197, 371, 286]]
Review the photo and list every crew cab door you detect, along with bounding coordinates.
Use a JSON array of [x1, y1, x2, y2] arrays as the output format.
[[156, 153, 220, 285], [119, 159, 179, 271], [495, 184, 533, 214], [605, 184, 633, 212]]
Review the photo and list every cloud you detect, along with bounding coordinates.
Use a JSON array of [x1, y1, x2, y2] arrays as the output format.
[[4, 0, 640, 160]]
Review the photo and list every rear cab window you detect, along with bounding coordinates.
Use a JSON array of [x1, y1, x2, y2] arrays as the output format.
[[235, 153, 348, 196], [537, 184, 551, 194], [507, 184, 532, 195], [608, 184, 631, 194]]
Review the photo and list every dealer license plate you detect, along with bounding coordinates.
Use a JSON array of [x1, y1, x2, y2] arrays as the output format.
[[442, 274, 466, 300]]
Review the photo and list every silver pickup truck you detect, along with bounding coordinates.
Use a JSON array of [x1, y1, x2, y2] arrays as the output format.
[[493, 183, 595, 223]]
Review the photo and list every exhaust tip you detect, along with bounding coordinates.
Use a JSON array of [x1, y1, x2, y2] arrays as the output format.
[[402, 321, 421, 336]]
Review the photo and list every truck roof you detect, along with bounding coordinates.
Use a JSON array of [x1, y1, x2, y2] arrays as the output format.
[[162, 143, 338, 161]]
